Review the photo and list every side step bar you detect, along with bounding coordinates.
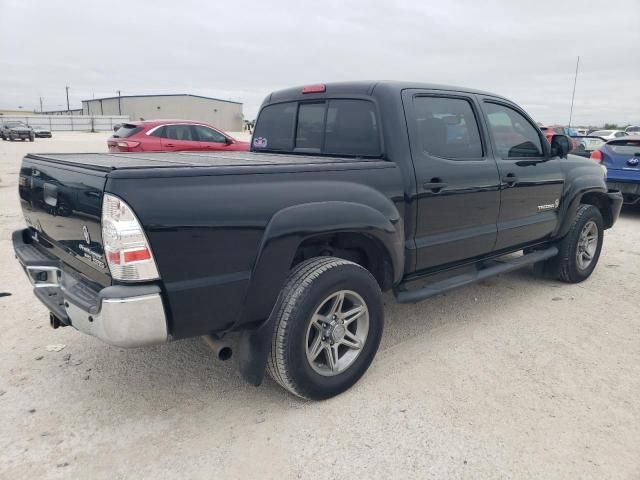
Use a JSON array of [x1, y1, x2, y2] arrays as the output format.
[[394, 246, 558, 304]]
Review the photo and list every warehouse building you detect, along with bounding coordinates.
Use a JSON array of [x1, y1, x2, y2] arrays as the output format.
[[81, 94, 243, 131]]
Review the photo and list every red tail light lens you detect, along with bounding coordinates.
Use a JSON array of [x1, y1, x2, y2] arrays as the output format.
[[302, 84, 326, 94], [116, 140, 140, 149], [590, 150, 603, 162], [102, 193, 159, 281]]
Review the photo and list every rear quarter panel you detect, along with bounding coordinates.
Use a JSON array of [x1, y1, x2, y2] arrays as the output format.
[[105, 163, 404, 339]]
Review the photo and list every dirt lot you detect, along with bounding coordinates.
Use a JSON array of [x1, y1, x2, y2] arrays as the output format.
[[1, 132, 639, 479]]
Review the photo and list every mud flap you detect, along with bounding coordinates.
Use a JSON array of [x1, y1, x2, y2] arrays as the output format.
[[236, 314, 277, 386]]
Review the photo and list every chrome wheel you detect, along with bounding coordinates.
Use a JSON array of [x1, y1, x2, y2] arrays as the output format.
[[305, 290, 369, 376], [576, 220, 598, 270]]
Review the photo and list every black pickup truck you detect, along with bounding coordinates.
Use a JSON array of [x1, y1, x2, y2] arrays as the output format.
[[13, 81, 623, 400]]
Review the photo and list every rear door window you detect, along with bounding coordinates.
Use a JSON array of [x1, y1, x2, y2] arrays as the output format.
[[413, 96, 483, 160], [164, 125, 195, 141]]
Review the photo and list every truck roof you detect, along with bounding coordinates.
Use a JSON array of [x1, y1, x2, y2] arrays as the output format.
[[264, 80, 508, 105]]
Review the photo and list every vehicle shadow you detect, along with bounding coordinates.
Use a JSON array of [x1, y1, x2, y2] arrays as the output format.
[[620, 204, 640, 218], [66, 265, 545, 415]]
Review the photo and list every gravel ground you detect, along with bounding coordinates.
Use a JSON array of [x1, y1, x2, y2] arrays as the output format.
[[1, 132, 639, 479]]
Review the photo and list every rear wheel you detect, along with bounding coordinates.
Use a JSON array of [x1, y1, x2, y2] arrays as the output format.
[[267, 257, 383, 400], [534, 204, 604, 283]]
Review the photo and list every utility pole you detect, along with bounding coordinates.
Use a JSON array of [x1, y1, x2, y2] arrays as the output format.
[[568, 56, 580, 129], [117, 90, 122, 115], [65, 85, 70, 113], [39, 96, 43, 113]]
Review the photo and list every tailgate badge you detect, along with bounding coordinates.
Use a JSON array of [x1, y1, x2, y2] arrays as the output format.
[[82, 225, 91, 245]]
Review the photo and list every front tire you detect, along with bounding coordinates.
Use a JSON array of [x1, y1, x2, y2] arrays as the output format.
[[535, 204, 604, 283], [267, 257, 384, 400]]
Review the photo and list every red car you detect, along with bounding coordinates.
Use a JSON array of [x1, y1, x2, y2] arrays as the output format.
[[107, 120, 249, 153]]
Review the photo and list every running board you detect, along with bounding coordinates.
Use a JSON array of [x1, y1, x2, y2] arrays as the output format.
[[394, 246, 558, 304]]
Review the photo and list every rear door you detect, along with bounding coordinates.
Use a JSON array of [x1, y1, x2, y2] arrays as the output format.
[[160, 124, 201, 151], [402, 90, 501, 270], [480, 100, 565, 250]]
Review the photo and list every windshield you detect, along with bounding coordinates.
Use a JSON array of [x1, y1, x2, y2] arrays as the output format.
[[591, 130, 612, 136]]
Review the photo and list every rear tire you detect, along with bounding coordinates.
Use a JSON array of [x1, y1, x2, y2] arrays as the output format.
[[534, 204, 604, 283], [266, 257, 384, 400]]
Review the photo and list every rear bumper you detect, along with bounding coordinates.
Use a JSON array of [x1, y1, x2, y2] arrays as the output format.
[[13, 229, 168, 347], [607, 181, 640, 204]]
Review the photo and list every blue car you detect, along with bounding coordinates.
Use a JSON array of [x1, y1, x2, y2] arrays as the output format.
[[592, 137, 640, 205]]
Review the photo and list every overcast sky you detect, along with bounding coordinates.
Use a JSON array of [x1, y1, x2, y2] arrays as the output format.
[[1, 0, 638, 126]]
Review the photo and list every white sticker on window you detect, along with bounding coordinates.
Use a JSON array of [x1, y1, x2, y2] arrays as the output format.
[[253, 137, 267, 148]]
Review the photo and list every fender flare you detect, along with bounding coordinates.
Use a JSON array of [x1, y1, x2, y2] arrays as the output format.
[[235, 200, 403, 385], [555, 184, 610, 238]]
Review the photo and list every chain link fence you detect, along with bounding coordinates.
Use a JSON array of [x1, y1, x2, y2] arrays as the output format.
[[0, 115, 130, 132]]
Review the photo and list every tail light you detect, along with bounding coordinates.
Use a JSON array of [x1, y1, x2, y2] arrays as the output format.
[[116, 140, 140, 150], [101, 193, 159, 281], [590, 150, 603, 162], [302, 84, 326, 94]]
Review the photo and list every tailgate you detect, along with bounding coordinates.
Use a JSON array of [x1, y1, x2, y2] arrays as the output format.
[[18, 157, 111, 286], [603, 139, 640, 172]]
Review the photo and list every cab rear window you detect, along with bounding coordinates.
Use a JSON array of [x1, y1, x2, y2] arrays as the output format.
[[253, 99, 381, 157]]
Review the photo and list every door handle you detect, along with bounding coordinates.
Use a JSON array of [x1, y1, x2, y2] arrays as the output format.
[[502, 173, 518, 186], [165, 143, 175, 147], [423, 178, 447, 193]]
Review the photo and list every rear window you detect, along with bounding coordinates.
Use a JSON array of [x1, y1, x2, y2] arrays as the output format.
[[114, 124, 142, 138], [607, 139, 640, 154], [253, 99, 381, 157]]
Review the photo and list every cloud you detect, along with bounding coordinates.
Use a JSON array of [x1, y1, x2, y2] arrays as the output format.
[[1, 0, 638, 125]]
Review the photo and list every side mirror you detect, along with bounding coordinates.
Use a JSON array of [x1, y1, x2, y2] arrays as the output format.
[[225, 137, 235, 145], [550, 134, 572, 158]]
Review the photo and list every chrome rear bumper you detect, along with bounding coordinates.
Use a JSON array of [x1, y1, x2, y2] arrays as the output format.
[[13, 229, 168, 348]]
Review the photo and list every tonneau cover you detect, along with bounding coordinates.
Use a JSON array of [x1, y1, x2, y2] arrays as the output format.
[[26, 151, 376, 172]]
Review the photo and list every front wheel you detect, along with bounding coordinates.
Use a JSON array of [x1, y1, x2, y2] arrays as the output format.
[[535, 204, 604, 283], [267, 257, 384, 400]]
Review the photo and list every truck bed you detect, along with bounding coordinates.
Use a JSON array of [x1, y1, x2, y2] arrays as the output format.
[[25, 151, 379, 172]]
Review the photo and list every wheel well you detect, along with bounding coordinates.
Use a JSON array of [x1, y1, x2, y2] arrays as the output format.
[[291, 233, 394, 291], [581, 192, 613, 228]]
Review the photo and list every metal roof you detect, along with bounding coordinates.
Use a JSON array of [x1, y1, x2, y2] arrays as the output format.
[[81, 94, 242, 105]]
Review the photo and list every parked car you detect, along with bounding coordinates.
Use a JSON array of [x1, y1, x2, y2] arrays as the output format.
[[13, 81, 622, 400], [572, 135, 607, 157], [32, 126, 52, 138], [107, 120, 249, 152], [591, 137, 640, 204], [1, 121, 34, 141], [540, 125, 578, 148], [589, 130, 628, 141], [624, 125, 640, 136]]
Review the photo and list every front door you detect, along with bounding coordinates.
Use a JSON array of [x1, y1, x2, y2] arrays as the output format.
[[480, 100, 565, 250], [403, 91, 501, 271]]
